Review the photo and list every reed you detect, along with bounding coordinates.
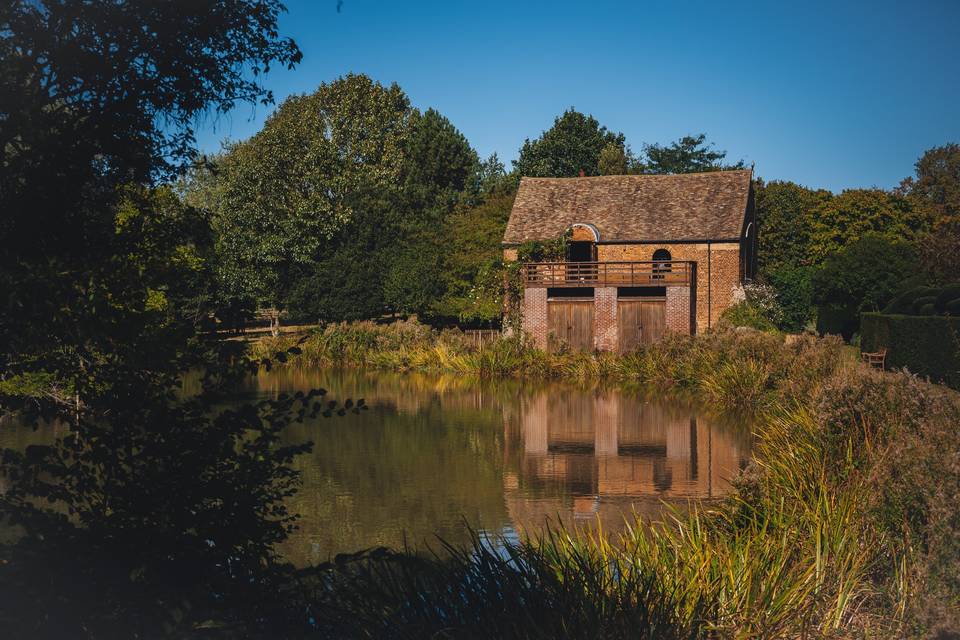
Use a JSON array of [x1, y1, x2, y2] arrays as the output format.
[[252, 321, 850, 413]]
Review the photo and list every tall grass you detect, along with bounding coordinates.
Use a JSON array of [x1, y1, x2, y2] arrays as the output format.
[[253, 320, 852, 412], [253, 320, 959, 637]]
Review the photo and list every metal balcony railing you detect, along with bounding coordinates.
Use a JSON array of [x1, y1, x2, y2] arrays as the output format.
[[521, 261, 692, 288]]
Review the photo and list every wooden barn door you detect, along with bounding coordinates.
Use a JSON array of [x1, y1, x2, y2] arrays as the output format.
[[548, 300, 594, 352], [640, 300, 666, 344], [618, 299, 666, 353]]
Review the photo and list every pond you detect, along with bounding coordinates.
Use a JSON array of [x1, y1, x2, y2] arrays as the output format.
[[0, 368, 753, 566], [238, 368, 754, 567]]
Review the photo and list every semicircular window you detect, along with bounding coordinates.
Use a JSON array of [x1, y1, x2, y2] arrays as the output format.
[[652, 249, 672, 279]]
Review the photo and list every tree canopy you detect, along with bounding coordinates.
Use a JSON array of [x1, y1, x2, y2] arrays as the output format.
[[755, 179, 833, 274], [806, 188, 931, 264], [642, 133, 743, 174], [900, 142, 960, 220], [513, 109, 626, 178]]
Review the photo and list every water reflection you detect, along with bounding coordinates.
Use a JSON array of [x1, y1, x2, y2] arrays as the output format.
[[238, 369, 752, 566], [0, 369, 752, 567], [503, 390, 749, 535]]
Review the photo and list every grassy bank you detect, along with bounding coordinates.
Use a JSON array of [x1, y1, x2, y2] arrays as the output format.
[[255, 320, 959, 637], [252, 319, 852, 411]]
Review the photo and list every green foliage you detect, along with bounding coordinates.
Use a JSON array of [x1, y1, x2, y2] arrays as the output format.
[[0, 0, 353, 633], [475, 152, 511, 195], [402, 108, 480, 209], [916, 218, 960, 285], [754, 180, 832, 275], [434, 191, 515, 323], [766, 265, 815, 331], [816, 304, 860, 341], [884, 286, 941, 314], [598, 141, 629, 175], [935, 284, 960, 312], [900, 142, 960, 220], [209, 74, 412, 310], [642, 133, 743, 174], [861, 312, 960, 389], [719, 283, 784, 332], [812, 234, 917, 337], [516, 234, 570, 263], [882, 283, 960, 317], [383, 240, 445, 317], [720, 302, 778, 332], [286, 246, 387, 323], [807, 188, 930, 264], [514, 109, 626, 177]]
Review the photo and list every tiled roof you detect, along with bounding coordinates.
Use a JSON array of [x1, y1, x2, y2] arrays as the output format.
[[503, 169, 752, 244]]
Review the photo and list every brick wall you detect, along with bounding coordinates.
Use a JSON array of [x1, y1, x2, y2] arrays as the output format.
[[522, 287, 548, 349], [666, 286, 691, 335], [598, 242, 742, 333], [594, 287, 618, 352]]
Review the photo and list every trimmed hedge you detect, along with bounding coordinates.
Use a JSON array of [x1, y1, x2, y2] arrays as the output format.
[[861, 312, 960, 389]]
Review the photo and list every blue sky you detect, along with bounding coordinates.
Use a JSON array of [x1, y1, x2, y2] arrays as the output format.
[[194, 0, 960, 193]]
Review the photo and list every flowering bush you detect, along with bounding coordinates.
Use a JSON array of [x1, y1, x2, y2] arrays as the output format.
[[724, 282, 785, 331]]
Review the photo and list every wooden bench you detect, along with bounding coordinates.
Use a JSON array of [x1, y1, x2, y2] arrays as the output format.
[[861, 347, 887, 370]]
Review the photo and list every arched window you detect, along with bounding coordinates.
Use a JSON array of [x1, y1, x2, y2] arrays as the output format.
[[652, 248, 672, 279]]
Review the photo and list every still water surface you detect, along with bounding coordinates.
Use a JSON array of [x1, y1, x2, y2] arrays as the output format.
[[0, 369, 753, 566], [238, 368, 753, 567]]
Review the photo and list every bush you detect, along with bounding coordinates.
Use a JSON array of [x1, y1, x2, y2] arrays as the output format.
[[913, 296, 938, 314], [861, 312, 960, 388], [884, 286, 940, 314], [816, 303, 859, 340], [935, 283, 960, 313], [719, 302, 777, 332], [766, 265, 814, 332]]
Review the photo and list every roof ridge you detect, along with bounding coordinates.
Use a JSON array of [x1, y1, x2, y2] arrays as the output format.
[[519, 169, 752, 181]]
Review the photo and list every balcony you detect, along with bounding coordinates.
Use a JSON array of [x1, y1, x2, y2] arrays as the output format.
[[521, 261, 693, 288]]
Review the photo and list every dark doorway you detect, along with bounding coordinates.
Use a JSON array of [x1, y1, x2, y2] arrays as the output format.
[[567, 241, 595, 263]]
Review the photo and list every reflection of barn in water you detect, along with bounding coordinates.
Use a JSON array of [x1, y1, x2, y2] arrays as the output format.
[[502, 390, 751, 532]]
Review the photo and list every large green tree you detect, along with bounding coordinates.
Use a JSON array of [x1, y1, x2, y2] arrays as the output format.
[[900, 142, 960, 220], [513, 109, 626, 177], [755, 179, 833, 274], [642, 133, 743, 174], [806, 188, 931, 263], [402, 107, 480, 211], [209, 74, 412, 313]]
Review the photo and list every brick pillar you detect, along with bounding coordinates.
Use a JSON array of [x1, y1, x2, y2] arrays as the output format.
[[666, 286, 692, 335], [594, 287, 618, 352], [522, 288, 548, 350]]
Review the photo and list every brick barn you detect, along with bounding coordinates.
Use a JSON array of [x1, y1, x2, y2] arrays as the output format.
[[502, 169, 756, 352]]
